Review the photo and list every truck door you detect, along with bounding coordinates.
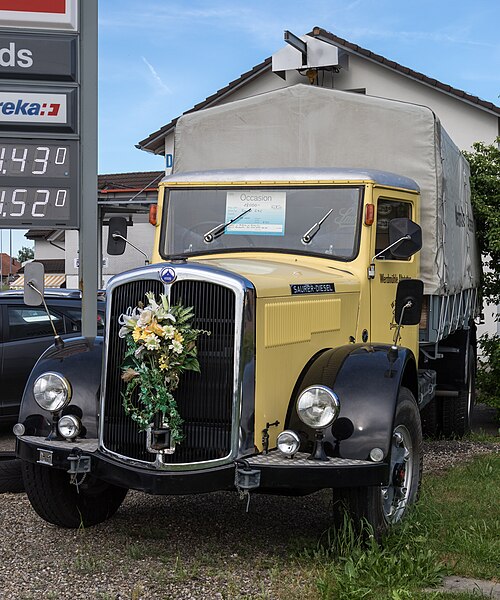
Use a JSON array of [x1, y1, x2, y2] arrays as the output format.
[[369, 195, 419, 352]]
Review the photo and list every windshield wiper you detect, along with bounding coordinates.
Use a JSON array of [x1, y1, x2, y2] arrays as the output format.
[[203, 208, 252, 243], [301, 209, 334, 244]]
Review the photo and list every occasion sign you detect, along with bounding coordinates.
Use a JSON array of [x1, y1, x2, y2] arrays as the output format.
[[0, 0, 78, 31], [225, 190, 286, 236]]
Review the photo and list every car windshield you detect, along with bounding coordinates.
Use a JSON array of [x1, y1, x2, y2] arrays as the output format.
[[162, 186, 363, 260]]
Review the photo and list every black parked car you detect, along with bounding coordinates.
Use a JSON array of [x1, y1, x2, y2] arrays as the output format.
[[0, 290, 105, 423]]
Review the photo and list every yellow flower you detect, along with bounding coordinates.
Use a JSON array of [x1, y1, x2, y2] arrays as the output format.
[[159, 355, 169, 371], [174, 331, 184, 343], [132, 326, 143, 342], [149, 320, 166, 337]]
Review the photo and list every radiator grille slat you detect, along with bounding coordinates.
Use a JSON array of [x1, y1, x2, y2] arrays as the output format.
[[102, 278, 236, 465]]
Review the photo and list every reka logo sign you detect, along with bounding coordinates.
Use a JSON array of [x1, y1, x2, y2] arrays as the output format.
[[0, 92, 67, 123], [0, 1, 66, 13]]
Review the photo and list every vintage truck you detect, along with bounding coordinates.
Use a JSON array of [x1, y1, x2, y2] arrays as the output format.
[[15, 85, 480, 536]]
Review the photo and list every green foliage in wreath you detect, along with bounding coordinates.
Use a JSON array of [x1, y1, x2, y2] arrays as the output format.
[[118, 291, 209, 444]]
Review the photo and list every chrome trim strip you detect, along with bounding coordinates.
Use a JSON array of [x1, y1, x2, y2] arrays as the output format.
[[99, 262, 255, 472], [160, 167, 420, 192]]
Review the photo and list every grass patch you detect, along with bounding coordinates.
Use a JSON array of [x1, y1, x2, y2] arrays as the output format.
[[303, 514, 445, 599], [420, 454, 500, 580], [299, 453, 499, 599]]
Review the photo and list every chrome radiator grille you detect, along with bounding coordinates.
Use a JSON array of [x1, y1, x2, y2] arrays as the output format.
[[102, 277, 236, 464]]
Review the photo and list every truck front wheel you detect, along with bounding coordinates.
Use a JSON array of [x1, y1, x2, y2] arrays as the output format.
[[22, 461, 128, 528], [333, 388, 422, 539]]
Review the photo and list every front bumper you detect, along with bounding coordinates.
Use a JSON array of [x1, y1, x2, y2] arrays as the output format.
[[17, 436, 389, 494]]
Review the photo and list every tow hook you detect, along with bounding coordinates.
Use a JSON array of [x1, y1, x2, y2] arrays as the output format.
[[67, 449, 91, 491], [234, 459, 261, 513]]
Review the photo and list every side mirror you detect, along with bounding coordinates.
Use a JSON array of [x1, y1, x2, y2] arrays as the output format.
[[395, 279, 424, 325], [388, 218, 422, 259], [23, 261, 44, 306], [107, 216, 128, 256]]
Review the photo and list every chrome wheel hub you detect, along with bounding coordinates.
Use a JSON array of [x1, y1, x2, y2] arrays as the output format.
[[381, 424, 413, 523]]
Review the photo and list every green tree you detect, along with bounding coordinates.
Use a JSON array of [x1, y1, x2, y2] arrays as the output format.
[[17, 246, 34, 263], [464, 138, 500, 415]]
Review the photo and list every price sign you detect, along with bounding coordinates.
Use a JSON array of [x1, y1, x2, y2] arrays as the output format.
[[0, 138, 78, 226]]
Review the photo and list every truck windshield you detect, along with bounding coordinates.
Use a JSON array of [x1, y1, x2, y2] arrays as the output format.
[[162, 186, 363, 260]]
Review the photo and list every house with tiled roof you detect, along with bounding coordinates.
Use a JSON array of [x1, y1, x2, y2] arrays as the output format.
[[0, 253, 20, 286], [138, 27, 499, 162]]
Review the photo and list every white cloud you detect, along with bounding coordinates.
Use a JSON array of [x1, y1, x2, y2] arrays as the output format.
[[141, 57, 172, 95]]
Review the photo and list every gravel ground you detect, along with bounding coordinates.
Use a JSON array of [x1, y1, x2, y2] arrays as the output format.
[[0, 408, 498, 600]]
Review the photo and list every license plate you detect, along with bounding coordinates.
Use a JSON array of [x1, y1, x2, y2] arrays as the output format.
[[37, 449, 53, 466]]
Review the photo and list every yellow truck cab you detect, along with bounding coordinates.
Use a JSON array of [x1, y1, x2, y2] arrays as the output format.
[[15, 86, 479, 537]]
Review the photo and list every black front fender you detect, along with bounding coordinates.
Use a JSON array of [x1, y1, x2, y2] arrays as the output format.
[[288, 344, 417, 460], [18, 336, 103, 438]]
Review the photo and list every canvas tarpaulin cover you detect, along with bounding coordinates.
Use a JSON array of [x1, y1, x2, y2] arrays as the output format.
[[173, 84, 480, 295]]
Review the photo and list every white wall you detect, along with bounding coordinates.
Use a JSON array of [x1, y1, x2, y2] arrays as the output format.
[[33, 238, 65, 260], [65, 217, 155, 289]]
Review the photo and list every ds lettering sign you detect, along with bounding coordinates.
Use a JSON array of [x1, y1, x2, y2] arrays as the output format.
[[0, 42, 33, 68], [0, 33, 77, 81]]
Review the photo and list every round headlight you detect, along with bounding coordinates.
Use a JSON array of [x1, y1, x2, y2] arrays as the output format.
[[297, 385, 340, 429], [33, 372, 72, 413], [277, 430, 300, 458], [57, 414, 81, 440]]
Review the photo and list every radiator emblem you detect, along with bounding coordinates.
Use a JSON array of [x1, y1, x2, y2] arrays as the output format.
[[160, 267, 176, 283]]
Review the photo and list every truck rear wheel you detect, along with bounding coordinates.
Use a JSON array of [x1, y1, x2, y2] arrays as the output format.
[[22, 461, 128, 528], [420, 398, 439, 438], [333, 388, 422, 539], [441, 345, 475, 438]]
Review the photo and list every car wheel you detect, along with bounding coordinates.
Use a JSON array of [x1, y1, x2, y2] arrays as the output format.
[[22, 461, 128, 528], [0, 453, 25, 493], [333, 388, 422, 539]]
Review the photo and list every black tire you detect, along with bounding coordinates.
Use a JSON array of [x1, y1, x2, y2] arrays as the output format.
[[420, 398, 439, 439], [333, 387, 422, 539], [22, 461, 128, 528], [441, 345, 476, 438], [0, 453, 25, 493]]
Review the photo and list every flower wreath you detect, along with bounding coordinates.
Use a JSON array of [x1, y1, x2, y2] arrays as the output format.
[[118, 291, 208, 444]]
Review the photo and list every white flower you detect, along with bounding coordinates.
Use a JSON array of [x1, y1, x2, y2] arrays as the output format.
[[118, 325, 131, 338], [170, 340, 183, 354], [156, 307, 176, 323], [137, 309, 153, 327], [163, 324, 175, 339], [118, 309, 139, 330], [144, 333, 160, 350], [145, 291, 159, 311]]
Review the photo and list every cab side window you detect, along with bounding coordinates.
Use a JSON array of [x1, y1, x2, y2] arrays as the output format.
[[8, 307, 65, 341], [375, 199, 411, 260]]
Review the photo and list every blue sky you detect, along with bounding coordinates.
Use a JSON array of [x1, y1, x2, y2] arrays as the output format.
[[98, 0, 500, 174], [4, 0, 500, 255]]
